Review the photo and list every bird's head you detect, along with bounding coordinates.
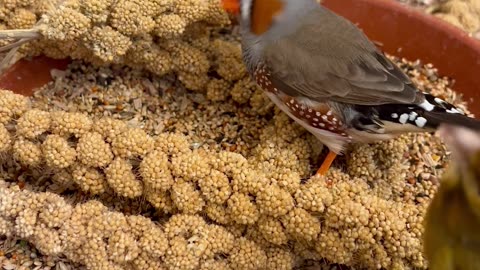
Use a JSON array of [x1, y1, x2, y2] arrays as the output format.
[[221, 0, 317, 37]]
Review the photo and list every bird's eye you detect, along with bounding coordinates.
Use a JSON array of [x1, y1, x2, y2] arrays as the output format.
[[250, 0, 284, 35]]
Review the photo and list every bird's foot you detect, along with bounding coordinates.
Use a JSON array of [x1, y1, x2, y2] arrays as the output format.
[[316, 150, 337, 176]]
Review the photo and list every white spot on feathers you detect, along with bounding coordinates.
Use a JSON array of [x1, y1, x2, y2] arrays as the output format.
[[409, 112, 418, 121], [399, 113, 409, 124], [434, 97, 446, 104], [419, 99, 435, 111], [415, 117, 427, 128], [446, 108, 463, 114], [391, 113, 398, 118]]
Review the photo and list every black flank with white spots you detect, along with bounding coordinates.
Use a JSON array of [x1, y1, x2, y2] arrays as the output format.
[[253, 64, 480, 135], [352, 93, 480, 132]]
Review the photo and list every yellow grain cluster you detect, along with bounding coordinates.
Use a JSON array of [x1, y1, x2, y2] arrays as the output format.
[[0, 88, 439, 269], [0, 0, 237, 92], [0, 182, 287, 270], [0, 0, 275, 119], [0, 1, 460, 269]]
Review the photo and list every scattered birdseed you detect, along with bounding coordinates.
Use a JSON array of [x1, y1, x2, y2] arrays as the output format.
[[0, 0, 478, 269], [0, 51, 464, 270]]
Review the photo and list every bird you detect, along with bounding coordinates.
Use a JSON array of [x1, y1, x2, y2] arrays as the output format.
[[220, 0, 480, 175], [424, 124, 480, 270]]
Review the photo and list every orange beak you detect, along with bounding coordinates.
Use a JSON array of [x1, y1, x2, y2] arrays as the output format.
[[221, 0, 240, 15]]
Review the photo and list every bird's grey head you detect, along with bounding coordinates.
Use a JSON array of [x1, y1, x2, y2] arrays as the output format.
[[237, 0, 319, 71], [238, 0, 318, 36]]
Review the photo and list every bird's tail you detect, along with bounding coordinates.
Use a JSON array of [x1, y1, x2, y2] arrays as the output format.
[[353, 93, 480, 134], [423, 110, 480, 131], [418, 93, 480, 131]]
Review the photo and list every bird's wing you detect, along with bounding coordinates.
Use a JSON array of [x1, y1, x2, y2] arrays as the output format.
[[263, 7, 419, 106]]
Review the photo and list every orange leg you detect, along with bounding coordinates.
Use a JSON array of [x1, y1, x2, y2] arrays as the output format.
[[316, 150, 337, 175]]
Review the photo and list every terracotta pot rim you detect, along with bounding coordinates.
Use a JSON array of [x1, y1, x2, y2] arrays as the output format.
[[346, 0, 480, 51]]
